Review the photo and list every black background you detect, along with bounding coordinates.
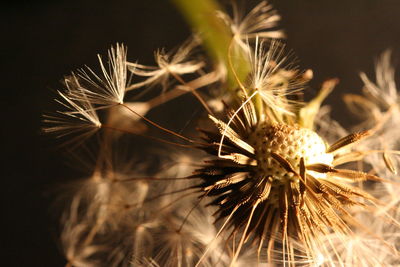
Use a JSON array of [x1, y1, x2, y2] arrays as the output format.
[[3, 0, 400, 266]]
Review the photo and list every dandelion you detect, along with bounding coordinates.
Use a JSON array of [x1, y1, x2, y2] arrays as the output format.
[[194, 92, 386, 265], [45, 1, 400, 266]]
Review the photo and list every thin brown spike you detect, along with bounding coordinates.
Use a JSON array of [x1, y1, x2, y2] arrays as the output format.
[[326, 130, 371, 153], [299, 157, 307, 202], [306, 163, 337, 173], [258, 176, 273, 202], [307, 163, 386, 183], [332, 151, 365, 166], [271, 152, 298, 174], [279, 186, 289, 239], [330, 169, 385, 182]]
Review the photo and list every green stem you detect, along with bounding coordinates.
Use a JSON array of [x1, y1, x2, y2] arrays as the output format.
[[172, 0, 250, 92]]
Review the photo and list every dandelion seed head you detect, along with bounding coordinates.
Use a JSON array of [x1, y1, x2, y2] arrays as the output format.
[[195, 95, 389, 265]]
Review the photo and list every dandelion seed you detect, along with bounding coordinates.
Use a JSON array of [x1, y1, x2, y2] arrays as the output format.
[[68, 43, 128, 107], [58, 147, 170, 266], [43, 75, 101, 144], [217, 1, 285, 50], [126, 38, 204, 91], [360, 50, 398, 109], [61, 196, 109, 267], [150, 206, 225, 267], [317, 213, 399, 266], [314, 106, 348, 144], [245, 39, 304, 117], [345, 50, 399, 129], [346, 50, 400, 185]]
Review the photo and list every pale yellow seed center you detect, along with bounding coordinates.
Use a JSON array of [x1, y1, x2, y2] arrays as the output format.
[[250, 123, 333, 182]]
